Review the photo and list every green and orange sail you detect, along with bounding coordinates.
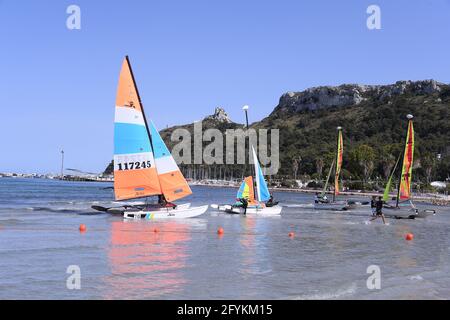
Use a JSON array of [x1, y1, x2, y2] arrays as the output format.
[[334, 127, 343, 196], [382, 154, 401, 202], [399, 117, 414, 201]]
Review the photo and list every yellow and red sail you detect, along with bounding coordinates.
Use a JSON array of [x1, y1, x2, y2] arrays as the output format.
[[334, 128, 343, 196], [399, 119, 414, 200], [113, 57, 191, 202]]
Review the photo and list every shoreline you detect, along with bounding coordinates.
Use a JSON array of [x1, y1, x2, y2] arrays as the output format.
[[3, 177, 448, 205], [190, 182, 450, 205]]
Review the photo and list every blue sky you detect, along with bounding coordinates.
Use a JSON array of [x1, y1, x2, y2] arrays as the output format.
[[1, 0, 450, 173]]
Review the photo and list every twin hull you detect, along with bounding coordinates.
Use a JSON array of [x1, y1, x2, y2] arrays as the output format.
[[123, 204, 208, 219], [215, 204, 282, 216], [381, 206, 436, 219]]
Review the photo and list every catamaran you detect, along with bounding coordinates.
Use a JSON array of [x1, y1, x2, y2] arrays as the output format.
[[313, 127, 351, 211], [211, 147, 282, 215], [378, 114, 436, 219], [92, 56, 208, 219]]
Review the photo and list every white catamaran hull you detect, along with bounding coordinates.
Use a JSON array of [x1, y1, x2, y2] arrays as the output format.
[[212, 204, 282, 216], [106, 203, 191, 215], [380, 206, 436, 219], [123, 205, 208, 220]]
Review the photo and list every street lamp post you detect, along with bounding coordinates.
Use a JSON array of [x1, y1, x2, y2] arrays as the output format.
[[60, 150, 64, 180], [243, 105, 249, 129]]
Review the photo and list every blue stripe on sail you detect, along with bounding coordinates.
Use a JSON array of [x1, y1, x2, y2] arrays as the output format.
[[236, 180, 246, 199], [148, 121, 171, 159], [257, 162, 271, 202], [114, 123, 151, 154]]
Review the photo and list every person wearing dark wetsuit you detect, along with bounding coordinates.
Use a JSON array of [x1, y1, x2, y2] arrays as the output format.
[[158, 195, 176, 209], [266, 194, 274, 207], [266, 193, 279, 207], [314, 193, 320, 204], [239, 198, 248, 215], [370, 196, 386, 224], [370, 196, 377, 216]]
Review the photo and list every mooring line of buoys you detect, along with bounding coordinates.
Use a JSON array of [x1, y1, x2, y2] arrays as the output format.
[[0, 225, 309, 240]]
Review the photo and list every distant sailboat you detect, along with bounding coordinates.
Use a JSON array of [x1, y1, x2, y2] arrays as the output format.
[[379, 114, 436, 219], [211, 146, 282, 215], [93, 56, 207, 219], [314, 127, 350, 211]]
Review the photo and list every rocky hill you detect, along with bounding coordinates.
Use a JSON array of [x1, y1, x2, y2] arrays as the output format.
[[159, 107, 242, 143], [274, 80, 443, 113]]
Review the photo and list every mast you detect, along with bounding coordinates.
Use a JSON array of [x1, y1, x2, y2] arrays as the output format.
[[60, 149, 64, 180], [243, 105, 258, 202], [124, 56, 163, 197], [333, 126, 343, 202], [321, 158, 335, 198]]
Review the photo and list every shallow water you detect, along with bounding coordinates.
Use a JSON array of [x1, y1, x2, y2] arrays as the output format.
[[0, 178, 449, 300]]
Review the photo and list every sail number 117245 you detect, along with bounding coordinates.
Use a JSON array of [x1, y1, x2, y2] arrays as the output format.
[[117, 161, 152, 171]]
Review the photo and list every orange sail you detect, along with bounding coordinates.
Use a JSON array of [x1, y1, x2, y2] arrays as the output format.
[[399, 119, 414, 200], [334, 128, 343, 196], [113, 57, 161, 200]]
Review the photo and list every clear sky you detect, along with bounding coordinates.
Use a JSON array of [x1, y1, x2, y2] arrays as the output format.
[[1, 0, 450, 174]]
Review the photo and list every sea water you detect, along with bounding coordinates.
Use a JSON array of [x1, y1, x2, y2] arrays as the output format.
[[0, 178, 449, 299]]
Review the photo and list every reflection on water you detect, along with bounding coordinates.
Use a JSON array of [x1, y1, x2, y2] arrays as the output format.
[[393, 224, 417, 269], [239, 217, 273, 276], [1, 179, 450, 299], [103, 220, 195, 299]]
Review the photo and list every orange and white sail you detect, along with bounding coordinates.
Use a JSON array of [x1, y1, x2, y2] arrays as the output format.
[[399, 117, 414, 200], [113, 56, 192, 202], [113, 57, 161, 200], [148, 121, 192, 202]]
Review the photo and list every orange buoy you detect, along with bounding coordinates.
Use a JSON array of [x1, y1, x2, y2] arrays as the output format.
[[405, 233, 414, 241], [288, 232, 295, 238], [79, 224, 87, 232], [217, 227, 224, 235]]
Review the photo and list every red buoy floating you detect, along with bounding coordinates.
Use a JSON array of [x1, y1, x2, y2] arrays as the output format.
[[405, 233, 414, 241], [217, 227, 224, 235], [79, 224, 87, 232], [288, 232, 295, 238], [153, 228, 159, 233]]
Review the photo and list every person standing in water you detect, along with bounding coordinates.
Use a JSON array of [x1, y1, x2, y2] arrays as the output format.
[[370, 196, 377, 216], [239, 197, 248, 215], [370, 196, 386, 224]]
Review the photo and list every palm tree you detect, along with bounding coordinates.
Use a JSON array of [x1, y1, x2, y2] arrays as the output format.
[[292, 155, 302, 180], [316, 157, 324, 180]]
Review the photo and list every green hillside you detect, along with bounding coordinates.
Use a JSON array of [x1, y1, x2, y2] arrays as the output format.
[[105, 80, 450, 190], [258, 80, 450, 186]]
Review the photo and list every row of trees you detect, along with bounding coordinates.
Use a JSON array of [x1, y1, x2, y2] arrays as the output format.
[[287, 144, 450, 186]]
